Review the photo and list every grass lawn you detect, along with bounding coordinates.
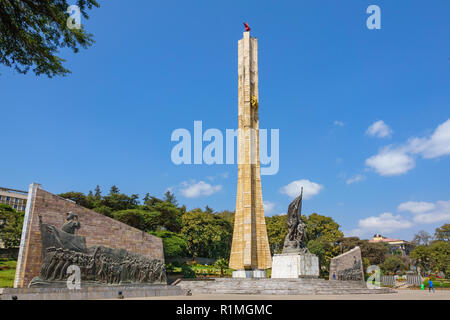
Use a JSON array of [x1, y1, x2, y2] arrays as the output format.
[[0, 258, 16, 288]]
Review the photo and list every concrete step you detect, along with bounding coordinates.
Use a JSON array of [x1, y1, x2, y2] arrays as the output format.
[[176, 278, 395, 295]]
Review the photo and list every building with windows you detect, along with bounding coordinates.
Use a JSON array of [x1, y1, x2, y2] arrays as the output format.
[[0, 187, 28, 212], [369, 234, 412, 256]]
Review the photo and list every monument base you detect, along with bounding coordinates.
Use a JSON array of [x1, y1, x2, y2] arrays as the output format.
[[232, 270, 267, 278], [271, 253, 319, 278]]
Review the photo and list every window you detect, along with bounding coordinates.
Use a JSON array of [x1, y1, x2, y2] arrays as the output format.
[[0, 195, 2, 200], [14, 205, 18, 209], [15, 198, 18, 203], [22, 206, 26, 211], [6, 197, 10, 201]]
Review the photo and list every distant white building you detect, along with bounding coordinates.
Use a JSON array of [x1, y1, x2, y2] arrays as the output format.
[[369, 234, 411, 256], [0, 187, 27, 212]]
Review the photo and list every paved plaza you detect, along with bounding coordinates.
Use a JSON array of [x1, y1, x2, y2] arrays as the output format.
[[125, 290, 450, 300]]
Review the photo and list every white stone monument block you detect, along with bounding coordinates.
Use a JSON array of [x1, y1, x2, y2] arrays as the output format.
[[271, 253, 319, 278]]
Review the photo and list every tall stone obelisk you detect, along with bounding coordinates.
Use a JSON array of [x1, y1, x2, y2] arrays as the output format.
[[229, 30, 272, 277]]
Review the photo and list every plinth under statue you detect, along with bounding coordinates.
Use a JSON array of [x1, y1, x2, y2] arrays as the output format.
[[271, 188, 320, 278]]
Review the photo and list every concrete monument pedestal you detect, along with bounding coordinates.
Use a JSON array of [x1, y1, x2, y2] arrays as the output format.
[[271, 253, 319, 278], [233, 269, 267, 278]]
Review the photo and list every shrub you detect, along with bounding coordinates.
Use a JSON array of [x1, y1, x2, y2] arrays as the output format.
[[181, 264, 196, 278], [149, 230, 188, 258], [93, 206, 113, 217], [165, 263, 175, 273]]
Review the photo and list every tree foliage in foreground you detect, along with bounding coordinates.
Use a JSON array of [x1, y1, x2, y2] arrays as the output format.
[[181, 209, 233, 260], [337, 236, 390, 265], [149, 230, 187, 259], [0, 204, 24, 248], [434, 224, 450, 242], [379, 255, 408, 274], [0, 0, 99, 77], [304, 213, 344, 277], [265, 215, 287, 255]]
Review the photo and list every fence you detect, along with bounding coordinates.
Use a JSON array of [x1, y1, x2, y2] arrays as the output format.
[[406, 275, 422, 286], [381, 275, 395, 286]]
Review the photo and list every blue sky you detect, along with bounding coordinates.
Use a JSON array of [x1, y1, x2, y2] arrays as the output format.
[[1, 1, 449, 241]]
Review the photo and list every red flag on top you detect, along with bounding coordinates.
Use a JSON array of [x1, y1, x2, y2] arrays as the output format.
[[243, 22, 251, 32]]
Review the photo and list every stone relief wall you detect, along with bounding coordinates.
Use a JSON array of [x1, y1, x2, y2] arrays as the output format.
[[14, 184, 164, 288], [329, 246, 364, 281]]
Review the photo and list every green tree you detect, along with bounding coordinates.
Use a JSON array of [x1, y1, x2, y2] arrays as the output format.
[[359, 241, 390, 265], [102, 190, 139, 211], [205, 205, 214, 214], [57, 191, 92, 208], [304, 213, 344, 243], [112, 209, 147, 230], [214, 258, 229, 277], [181, 209, 233, 260], [434, 224, 450, 242], [112, 209, 160, 232], [92, 205, 113, 217], [94, 185, 102, 199], [337, 237, 389, 265], [337, 237, 360, 253], [412, 230, 432, 246], [143, 194, 162, 207], [410, 245, 431, 275], [380, 255, 407, 274], [0, 204, 24, 248], [163, 190, 178, 206], [143, 193, 151, 204], [109, 185, 120, 194], [146, 201, 182, 233], [215, 210, 234, 225], [429, 240, 450, 275], [0, 0, 99, 77], [303, 213, 344, 277], [150, 230, 187, 259], [362, 257, 371, 273], [307, 237, 339, 278], [265, 215, 287, 255]]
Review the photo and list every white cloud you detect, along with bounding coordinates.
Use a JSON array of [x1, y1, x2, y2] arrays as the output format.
[[366, 119, 450, 176], [366, 120, 393, 138], [399, 200, 450, 224], [280, 179, 323, 200], [413, 201, 450, 223], [346, 199, 450, 238], [346, 174, 366, 185], [406, 119, 450, 159], [365, 147, 415, 176], [357, 212, 413, 234], [179, 180, 222, 198], [334, 120, 344, 127], [263, 201, 275, 214], [398, 201, 436, 214]]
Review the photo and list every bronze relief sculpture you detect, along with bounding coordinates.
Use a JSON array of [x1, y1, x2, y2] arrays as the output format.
[[30, 213, 166, 287]]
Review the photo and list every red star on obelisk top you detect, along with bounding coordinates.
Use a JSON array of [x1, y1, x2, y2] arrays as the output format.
[[243, 22, 251, 32]]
